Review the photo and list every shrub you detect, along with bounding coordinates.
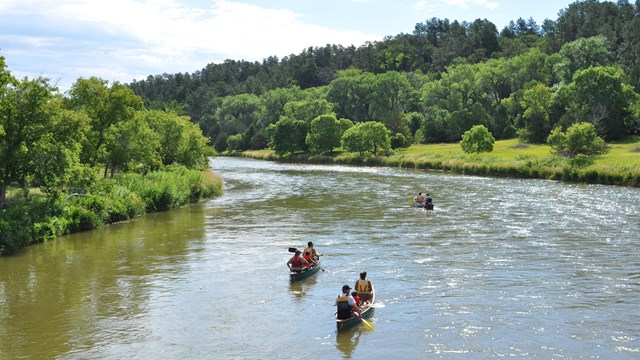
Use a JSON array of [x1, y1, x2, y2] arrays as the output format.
[[547, 122, 608, 158], [460, 125, 495, 154]]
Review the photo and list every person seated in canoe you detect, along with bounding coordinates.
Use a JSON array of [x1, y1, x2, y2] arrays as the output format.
[[415, 192, 425, 204], [302, 251, 317, 268], [303, 241, 322, 261], [336, 284, 361, 320], [355, 271, 374, 304], [351, 291, 361, 307], [425, 193, 433, 205], [287, 250, 309, 272]]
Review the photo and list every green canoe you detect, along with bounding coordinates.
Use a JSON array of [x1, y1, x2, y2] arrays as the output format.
[[289, 261, 321, 281], [336, 291, 375, 331]]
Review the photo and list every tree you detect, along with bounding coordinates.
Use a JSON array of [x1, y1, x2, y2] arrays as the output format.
[[306, 114, 343, 154], [369, 71, 414, 135], [215, 93, 263, 138], [547, 122, 607, 158], [556, 66, 634, 140], [271, 117, 308, 155], [258, 86, 304, 128], [460, 125, 495, 153], [141, 109, 212, 169], [327, 69, 375, 123], [103, 113, 161, 176], [226, 133, 243, 152], [65, 77, 143, 168], [341, 121, 391, 156], [1, 77, 85, 204], [554, 36, 611, 84], [519, 82, 554, 143], [283, 98, 334, 123]]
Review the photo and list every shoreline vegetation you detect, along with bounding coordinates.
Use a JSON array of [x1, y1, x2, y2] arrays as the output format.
[[239, 138, 640, 187], [0, 166, 222, 256]]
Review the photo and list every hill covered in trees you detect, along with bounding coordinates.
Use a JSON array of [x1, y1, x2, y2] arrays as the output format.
[[127, 0, 640, 155]]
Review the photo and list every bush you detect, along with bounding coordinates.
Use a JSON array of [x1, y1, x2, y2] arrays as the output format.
[[1, 166, 222, 255], [547, 122, 608, 158], [391, 133, 407, 149], [460, 125, 495, 154]]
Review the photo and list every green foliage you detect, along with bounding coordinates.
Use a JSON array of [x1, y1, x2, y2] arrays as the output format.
[[555, 36, 611, 83], [140, 109, 212, 169], [271, 117, 308, 155], [520, 82, 554, 143], [369, 71, 414, 135], [226, 133, 244, 152], [460, 125, 496, 153], [306, 114, 343, 154], [0, 77, 85, 204], [65, 77, 144, 168], [0, 166, 222, 255], [391, 133, 407, 149], [341, 121, 391, 156], [547, 122, 608, 158], [283, 99, 334, 123]]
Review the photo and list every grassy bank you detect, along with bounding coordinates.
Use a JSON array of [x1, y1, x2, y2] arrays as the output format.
[[0, 165, 223, 256], [241, 138, 640, 187]]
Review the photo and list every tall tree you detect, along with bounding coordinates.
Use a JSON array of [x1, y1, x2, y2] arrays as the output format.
[[306, 114, 344, 154], [369, 71, 414, 135], [341, 121, 391, 156], [557, 66, 635, 140], [65, 77, 143, 168], [271, 117, 308, 155], [520, 82, 555, 143], [0, 77, 84, 203], [555, 36, 611, 83]]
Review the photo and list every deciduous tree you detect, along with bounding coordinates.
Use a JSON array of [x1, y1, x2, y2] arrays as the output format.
[[460, 125, 495, 153]]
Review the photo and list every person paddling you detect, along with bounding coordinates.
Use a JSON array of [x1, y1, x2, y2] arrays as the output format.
[[287, 250, 309, 272], [336, 284, 361, 320]]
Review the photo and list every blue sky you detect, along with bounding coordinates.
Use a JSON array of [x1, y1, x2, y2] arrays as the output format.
[[0, 0, 577, 90]]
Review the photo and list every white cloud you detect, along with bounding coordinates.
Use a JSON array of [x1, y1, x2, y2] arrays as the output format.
[[414, 0, 498, 12], [436, 0, 498, 10], [0, 0, 377, 88], [414, 1, 427, 11]]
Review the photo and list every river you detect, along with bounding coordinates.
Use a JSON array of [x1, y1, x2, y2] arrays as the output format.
[[1, 157, 639, 359]]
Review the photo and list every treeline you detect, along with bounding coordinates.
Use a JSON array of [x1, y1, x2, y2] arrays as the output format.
[[127, 0, 640, 155], [0, 60, 220, 255]]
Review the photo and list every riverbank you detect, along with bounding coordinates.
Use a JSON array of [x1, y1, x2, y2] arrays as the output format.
[[240, 138, 640, 187], [0, 166, 223, 256]]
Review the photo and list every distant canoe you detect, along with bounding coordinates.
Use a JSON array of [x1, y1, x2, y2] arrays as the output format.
[[413, 200, 434, 210], [289, 260, 321, 281], [336, 291, 375, 331]]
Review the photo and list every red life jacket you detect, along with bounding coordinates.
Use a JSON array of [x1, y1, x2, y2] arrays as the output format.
[[292, 255, 302, 268]]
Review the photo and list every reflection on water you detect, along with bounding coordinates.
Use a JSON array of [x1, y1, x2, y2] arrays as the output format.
[[335, 327, 364, 358], [289, 276, 318, 302], [1, 157, 639, 359]]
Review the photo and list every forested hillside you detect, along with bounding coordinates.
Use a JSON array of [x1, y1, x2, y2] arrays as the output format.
[[127, 0, 640, 155]]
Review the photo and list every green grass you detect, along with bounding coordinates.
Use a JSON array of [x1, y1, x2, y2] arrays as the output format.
[[240, 138, 640, 187]]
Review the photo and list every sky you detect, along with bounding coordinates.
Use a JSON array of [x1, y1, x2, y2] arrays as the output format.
[[0, 0, 578, 91]]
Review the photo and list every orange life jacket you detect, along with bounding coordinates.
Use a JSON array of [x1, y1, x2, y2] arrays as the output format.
[[355, 280, 371, 293]]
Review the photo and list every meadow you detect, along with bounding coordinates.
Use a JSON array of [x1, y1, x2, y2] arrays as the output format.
[[242, 138, 640, 187]]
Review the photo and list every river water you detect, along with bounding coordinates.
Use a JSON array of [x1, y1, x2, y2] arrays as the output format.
[[1, 157, 639, 359]]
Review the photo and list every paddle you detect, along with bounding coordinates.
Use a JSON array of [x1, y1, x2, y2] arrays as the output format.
[[361, 318, 374, 330]]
